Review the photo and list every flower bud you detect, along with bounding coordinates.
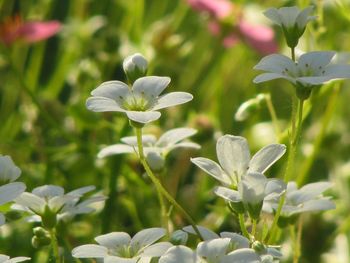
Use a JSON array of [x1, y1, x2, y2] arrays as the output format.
[[123, 53, 148, 84], [234, 94, 265, 121], [33, 227, 49, 238], [32, 235, 51, 248], [170, 230, 188, 245]]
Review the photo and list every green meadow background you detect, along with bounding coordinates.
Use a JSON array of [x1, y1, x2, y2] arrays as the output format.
[[1, 0, 350, 262]]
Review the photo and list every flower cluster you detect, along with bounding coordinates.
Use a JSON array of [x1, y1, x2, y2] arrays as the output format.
[[86, 54, 193, 125], [13, 185, 106, 228]]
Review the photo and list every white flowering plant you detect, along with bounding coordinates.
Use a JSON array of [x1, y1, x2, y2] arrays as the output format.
[[2, 1, 350, 263]]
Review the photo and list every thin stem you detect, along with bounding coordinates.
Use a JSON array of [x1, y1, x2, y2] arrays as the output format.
[[156, 181, 170, 236], [297, 85, 339, 185], [266, 193, 286, 244], [265, 94, 281, 139], [238, 213, 250, 239], [291, 47, 296, 62], [49, 228, 60, 263], [294, 216, 303, 263], [251, 219, 258, 237], [135, 127, 203, 240]]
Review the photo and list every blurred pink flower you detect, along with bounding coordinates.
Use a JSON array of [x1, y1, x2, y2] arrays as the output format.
[[187, 0, 278, 54], [0, 15, 61, 45], [187, 0, 233, 19]]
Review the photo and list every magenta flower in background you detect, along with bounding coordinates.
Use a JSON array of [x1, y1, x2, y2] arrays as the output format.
[[187, 0, 233, 19], [187, 0, 278, 55], [0, 15, 61, 45]]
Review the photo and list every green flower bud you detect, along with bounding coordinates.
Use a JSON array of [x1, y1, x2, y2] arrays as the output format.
[[33, 227, 49, 238], [123, 53, 148, 84], [32, 235, 51, 248], [170, 230, 188, 245]]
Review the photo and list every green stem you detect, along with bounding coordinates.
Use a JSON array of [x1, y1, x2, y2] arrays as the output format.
[[156, 181, 170, 236], [297, 85, 339, 185], [238, 213, 250, 239], [291, 47, 296, 62], [49, 228, 60, 263], [266, 193, 286, 244], [251, 219, 257, 237], [135, 128, 203, 240], [265, 94, 281, 139]]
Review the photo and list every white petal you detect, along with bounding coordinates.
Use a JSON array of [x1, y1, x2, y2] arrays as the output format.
[[217, 135, 250, 180], [182, 225, 219, 240], [253, 73, 292, 84], [219, 232, 250, 249], [296, 6, 315, 29], [5, 257, 31, 263], [156, 128, 197, 147], [66, 186, 95, 196], [130, 228, 166, 252], [264, 179, 286, 197], [15, 192, 45, 214], [214, 186, 241, 203], [197, 238, 231, 261], [263, 8, 282, 26], [267, 247, 283, 258], [133, 76, 171, 99], [249, 144, 286, 173], [159, 246, 197, 263], [291, 182, 332, 204], [0, 182, 26, 206], [298, 51, 336, 71], [121, 135, 157, 146], [299, 199, 335, 213], [126, 111, 161, 123], [72, 244, 108, 258], [0, 155, 21, 182], [97, 144, 135, 158], [152, 92, 193, 110], [95, 232, 131, 248], [278, 6, 300, 28], [142, 242, 173, 257], [49, 195, 76, 212], [104, 256, 137, 263], [222, 248, 260, 263], [241, 172, 267, 205], [0, 255, 9, 261], [191, 157, 231, 185], [324, 64, 350, 78], [297, 76, 331, 85], [91, 81, 130, 98], [254, 54, 296, 74], [32, 185, 64, 198], [86, 97, 126, 112]]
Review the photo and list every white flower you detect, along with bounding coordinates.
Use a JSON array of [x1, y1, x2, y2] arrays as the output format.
[[86, 76, 193, 124], [182, 226, 282, 261], [0, 255, 30, 263], [159, 246, 198, 263], [123, 53, 148, 83], [253, 51, 350, 99], [72, 227, 172, 262], [191, 135, 286, 187], [13, 185, 105, 228], [264, 6, 316, 48], [98, 128, 200, 171], [0, 155, 21, 184], [0, 156, 26, 226], [214, 173, 285, 219], [263, 181, 335, 220]]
